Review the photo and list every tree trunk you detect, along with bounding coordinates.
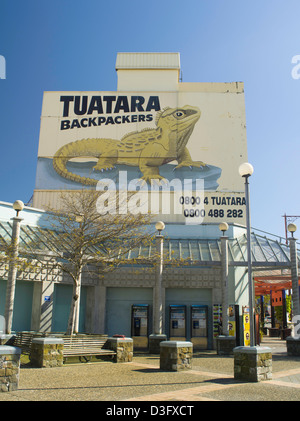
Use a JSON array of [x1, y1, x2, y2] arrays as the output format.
[[66, 271, 82, 335], [74, 271, 82, 333]]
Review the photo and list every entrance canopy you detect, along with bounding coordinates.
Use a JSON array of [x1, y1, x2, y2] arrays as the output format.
[[0, 220, 299, 297]]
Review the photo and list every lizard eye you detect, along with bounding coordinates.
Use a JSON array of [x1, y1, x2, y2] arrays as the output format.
[[175, 110, 185, 119]]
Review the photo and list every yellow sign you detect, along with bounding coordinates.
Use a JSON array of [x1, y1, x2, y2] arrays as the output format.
[[243, 308, 250, 346]]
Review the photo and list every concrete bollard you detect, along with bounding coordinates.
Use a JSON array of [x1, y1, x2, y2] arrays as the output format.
[[105, 337, 133, 363], [216, 335, 236, 355], [148, 334, 167, 354], [233, 346, 272, 382], [160, 341, 193, 371], [30, 337, 64, 368], [0, 345, 21, 392]]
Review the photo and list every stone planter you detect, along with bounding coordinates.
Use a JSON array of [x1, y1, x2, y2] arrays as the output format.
[[148, 334, 167, 354], [233, 346, 272, 382], [160, 341, 193, 371], [30, 337, 64, 368], [0, 346, 21, 392], [216, 335, 236, 355], [105, 337, 133, 363]]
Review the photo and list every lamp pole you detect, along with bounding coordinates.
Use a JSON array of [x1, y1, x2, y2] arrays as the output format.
[[287, 223, 300, 323], [153, 221, 165, 335], [149, 221, 167, 353], [219, 222, 229, 336], [239, 163, 255, 347], [5, 200, 24, 334]]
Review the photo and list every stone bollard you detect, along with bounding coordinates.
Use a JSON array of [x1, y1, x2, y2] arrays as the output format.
[[105, 337, 133, 363], [233, 346, 272, 382], [0, 346, 21, 392], [0, 334, 15, 346], [148, 334, 167, 354], [160, 341, 193, 371], [216, 335, 236, 355], [286, 336, 300, 356], [30, 337, 64, 368]]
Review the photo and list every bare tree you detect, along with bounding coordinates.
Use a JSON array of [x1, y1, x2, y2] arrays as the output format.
[[22, 189, 154, 335], [1, 190, 191, 335]]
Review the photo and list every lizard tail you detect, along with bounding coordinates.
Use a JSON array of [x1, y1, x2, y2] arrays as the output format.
[[53, 138, 99, 186]]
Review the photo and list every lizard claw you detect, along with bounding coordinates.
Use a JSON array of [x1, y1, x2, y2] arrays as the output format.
[[137, 179, 147, 188]]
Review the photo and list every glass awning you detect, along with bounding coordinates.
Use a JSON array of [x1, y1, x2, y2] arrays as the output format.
[[0, 220, 298, 268]]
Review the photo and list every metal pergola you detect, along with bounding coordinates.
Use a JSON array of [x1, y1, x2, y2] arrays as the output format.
[[0, 221, 299, 296]]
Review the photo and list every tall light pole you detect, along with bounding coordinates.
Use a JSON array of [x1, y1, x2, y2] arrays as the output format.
[[219, 222, 229, 336], [239, 162, 255, 347], [287, 223, 300, 322], [153, 221, 165, 335], [5, 200, 24, 334], [149, 221, 166, 353]]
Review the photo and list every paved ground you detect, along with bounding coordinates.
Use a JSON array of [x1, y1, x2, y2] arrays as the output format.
[[1, 336, 300, 404]]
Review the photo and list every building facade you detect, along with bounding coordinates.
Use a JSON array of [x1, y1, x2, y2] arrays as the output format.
[[1, 53, 297, 349]]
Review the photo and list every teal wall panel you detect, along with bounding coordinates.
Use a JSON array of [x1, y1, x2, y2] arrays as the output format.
[[0, 279, 33, 332], [106, 287, 152, 337], [165, 288, 212, 346], [52, 284, 87, 333]]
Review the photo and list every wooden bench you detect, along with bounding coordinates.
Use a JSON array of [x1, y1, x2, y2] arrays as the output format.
[[11, 331, 36, 354], [61, 335, 116, 362]]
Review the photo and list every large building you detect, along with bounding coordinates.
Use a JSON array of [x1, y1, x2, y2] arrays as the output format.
[[1, 53, 298, 349]]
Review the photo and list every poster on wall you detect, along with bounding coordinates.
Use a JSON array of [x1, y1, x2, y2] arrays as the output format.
[[228, 305, 236, 337], [243, 306, 250, 346], [213, 304, 222, 337], [34, 90, 247, 223]]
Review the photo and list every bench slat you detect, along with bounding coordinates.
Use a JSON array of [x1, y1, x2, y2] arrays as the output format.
[[61, 335, 116, 359], [63, 350, 115, 356]]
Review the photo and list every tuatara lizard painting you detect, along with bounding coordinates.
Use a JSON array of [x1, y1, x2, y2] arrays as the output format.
[[53, 105, 206, 186]]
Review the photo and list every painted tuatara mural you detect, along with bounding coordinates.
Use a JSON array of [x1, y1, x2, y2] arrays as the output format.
[[53, 105, 206, 186]]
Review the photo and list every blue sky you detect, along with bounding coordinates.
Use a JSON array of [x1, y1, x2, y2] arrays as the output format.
[[0, 0, 299, 239]]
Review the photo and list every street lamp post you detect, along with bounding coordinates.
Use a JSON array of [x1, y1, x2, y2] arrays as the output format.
[[4, 200, 24, 334], [234, 164, 274, 381], [219, 222, 229, 336], [153, 221, 165, 335], [149, 221, 167, 353], [239, 163, 255, 347], [287, 223, 300, 322]]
